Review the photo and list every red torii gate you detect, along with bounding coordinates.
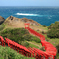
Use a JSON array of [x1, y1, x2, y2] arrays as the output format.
[[0, 36, 5, 47], [24, 23, 30, 29], [5, 37, 31, 57], [24, 23, 57, 59]]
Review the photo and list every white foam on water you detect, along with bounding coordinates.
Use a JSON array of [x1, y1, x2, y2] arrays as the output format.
[[48, 17, 51, 19], [15, 13, 49, 17], [50, 16, 52, 17], [16, 13, 38, 16]]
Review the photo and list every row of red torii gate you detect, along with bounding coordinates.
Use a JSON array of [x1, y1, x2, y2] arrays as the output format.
[[0, 23, 57, 59]]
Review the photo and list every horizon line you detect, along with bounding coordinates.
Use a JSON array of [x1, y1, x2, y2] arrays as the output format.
[[2, 6, 59, 7]]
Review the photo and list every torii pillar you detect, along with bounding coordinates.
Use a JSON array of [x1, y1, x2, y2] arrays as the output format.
[[24, 23, 30, 29]]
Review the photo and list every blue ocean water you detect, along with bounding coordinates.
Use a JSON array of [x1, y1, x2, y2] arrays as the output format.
[[0, 6, 59, 26]]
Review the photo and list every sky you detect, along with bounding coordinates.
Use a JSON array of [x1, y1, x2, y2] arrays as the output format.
[[0, 0, 59, 6]]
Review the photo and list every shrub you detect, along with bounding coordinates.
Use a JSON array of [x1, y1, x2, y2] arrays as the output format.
[[55, 44, 59, 59], [0, 46, 35, 59], [48, 23, 54, 29], [42, 31, 45, 34], [0, 28, 41, 45], [56, 53, 59, 59], [23, 35, 32, 41], [56, 44, 59, 53], [47, 21, 59, 38], [31, 36, 41, 43], [23, 34, 41, 43], [36, 39, 41, 43], [21, 41, 29, 47], [43, 25, 46, 27], [0, 28, 29, 43], [0, 24, 5, 31]]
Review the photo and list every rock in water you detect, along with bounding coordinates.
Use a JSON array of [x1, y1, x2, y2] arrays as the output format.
[[0, 16, 5, 25]]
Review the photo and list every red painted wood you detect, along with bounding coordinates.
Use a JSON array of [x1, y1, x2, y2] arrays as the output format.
[[24, 23, 57, 59]]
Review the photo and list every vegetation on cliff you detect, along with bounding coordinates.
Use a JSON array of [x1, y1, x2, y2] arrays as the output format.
[[47, 21, 59, 59], [47, 21, 59, 38], [0, 46, 35, 59], [0, 16, 5, 25], [0, 24, 5, 31], [0, 27, 41, 48], [0, 16, 59, 59]]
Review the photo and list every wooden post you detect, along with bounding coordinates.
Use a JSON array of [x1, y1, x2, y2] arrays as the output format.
[[2, 41, 3, 46], [4, 42, 5, 47]]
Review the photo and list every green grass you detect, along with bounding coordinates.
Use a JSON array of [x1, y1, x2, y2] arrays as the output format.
[[0, 45, 35, 59], [39, 25, 48, 30], [29, 43, 39, 48], [1, 22, 59, 58], [0, 27, 41, 47], [0, 24, 5, 32], [31, 25, 48, 31], [21, 41, 40, 49], [42, 34, 59, 47], [29, 41, 42, 46], [43, 34, 59, 47], [56, 53, 59, 59], [48, 38, 59, 47]]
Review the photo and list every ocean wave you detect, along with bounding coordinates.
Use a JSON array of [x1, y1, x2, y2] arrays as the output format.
[[50, 16, 52, 17], [16, 13, 38, 16], [15, 13, 48, 17], [48, 17, 51, 19]]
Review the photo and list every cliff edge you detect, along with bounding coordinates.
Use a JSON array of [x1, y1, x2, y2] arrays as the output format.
[[0, 16, 5, 25], [4, 16, 47, 32], [4, 16, 40, 26]]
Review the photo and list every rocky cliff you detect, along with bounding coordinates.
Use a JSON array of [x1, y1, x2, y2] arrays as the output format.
[[0, 16, 5, 25], [4, 16, 40, 26], [3, 16, 47, 33], [21, 18, 40, 26]]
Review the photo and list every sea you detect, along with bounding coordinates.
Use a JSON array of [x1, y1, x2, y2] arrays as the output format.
[[0, 6, 59, 26]]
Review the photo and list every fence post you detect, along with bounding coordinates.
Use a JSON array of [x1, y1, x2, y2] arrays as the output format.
[[2, 41, 3, 46], [4, 41, 5, 47]]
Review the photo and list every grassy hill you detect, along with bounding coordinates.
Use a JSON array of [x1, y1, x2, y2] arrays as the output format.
[[0, 45, 35, 59], [0, 17, 59, 59]]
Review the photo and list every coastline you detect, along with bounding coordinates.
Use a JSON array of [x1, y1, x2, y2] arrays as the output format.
[[0, 6, 59, 26]]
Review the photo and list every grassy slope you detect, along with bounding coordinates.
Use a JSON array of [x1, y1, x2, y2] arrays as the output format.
[[0, 24, 40, 59], [0, 45, 35, 59], [0, 22, 59, 58], [1, 23, 59, 48]]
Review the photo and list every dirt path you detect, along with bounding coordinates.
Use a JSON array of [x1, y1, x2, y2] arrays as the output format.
[[27, 41, 42, 49], [30, 25, 48, 32]]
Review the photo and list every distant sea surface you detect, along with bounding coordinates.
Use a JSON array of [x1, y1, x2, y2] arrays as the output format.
[[0, 6, 59, 26]]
